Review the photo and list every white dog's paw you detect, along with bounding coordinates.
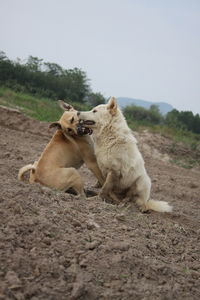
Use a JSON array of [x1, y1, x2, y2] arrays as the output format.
[[86, 195, 101, 202], [138, 204, 150, 213], [93, 181, 101, 188]]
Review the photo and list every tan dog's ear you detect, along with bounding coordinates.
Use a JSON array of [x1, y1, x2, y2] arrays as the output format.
[[58, 100, 74, 111], [49, 122, 62, 129], [107, 97, 117, 115]]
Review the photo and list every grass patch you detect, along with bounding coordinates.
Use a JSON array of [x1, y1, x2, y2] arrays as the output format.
[[127, 118, 200, 150], [170, 159, 197, 169], [152, 126, 200, 148], [0, 87, 91, 122]]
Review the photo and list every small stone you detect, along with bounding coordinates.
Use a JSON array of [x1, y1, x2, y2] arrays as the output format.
[[86, 240, 100, 250], [145, 232, 151, 239], [5, 271, 21, 288], [70, 280, 86, 300], [43, 238, 51, 245], [121, 225, 128, 231], [109, 241, 130, 251], [87, 220, 100, 230], [111, 254, 122, 263], [189, 182, 198, 189], [116, 214, 126, 221], [13, 204, 23, 214], [79, 259, 87, 268], [4, 152, 10, 158], [71, 219, 82, 228]]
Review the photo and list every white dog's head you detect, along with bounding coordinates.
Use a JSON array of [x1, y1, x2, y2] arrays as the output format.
[[79, 97, 119, 131]]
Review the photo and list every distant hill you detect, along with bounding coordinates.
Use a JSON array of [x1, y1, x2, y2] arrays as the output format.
[[117, 97, 174, 115]]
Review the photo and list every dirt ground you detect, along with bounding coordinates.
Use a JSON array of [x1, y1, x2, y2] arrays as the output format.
[[0, 106, 200, 300]]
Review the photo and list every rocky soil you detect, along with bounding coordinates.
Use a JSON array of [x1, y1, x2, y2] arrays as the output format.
[[0, 106, 199, 300]]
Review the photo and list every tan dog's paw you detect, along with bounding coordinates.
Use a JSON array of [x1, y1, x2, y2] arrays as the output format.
[[74, 193, 86, 201]]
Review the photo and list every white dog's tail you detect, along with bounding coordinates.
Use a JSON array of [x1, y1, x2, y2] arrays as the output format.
[[18, 163, 36, 182], [145, 199, 172, 213]]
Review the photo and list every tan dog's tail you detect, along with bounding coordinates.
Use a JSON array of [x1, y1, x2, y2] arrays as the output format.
[[18, 163, 37, 183], [145, 199, 172, 213]]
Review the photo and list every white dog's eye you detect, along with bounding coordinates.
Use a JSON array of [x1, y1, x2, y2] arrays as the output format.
[[93, 110, 97, 113]]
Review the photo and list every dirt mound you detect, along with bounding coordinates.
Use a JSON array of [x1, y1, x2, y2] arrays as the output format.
[[137, 130, 200, 169], [0, 106, 50, 138], [0, 107, 200, 300]]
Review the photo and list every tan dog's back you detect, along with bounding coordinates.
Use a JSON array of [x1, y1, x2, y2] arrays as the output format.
[[36, 130, 82, 173], [18, 101, 104, 196]]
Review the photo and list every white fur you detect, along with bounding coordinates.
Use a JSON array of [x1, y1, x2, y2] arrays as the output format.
[[80, 97, 172, 213]]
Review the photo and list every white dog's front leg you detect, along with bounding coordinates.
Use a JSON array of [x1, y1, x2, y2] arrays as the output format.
[[99, 171, 120, 204]]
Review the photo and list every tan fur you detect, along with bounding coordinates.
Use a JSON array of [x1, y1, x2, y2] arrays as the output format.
[[18, 101, 104, 197], [18, 164, 35, 182], [18, 161, 38, 184]]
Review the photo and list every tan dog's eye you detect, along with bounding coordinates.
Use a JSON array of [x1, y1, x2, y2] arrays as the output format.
[[93, 110, 97, 113], [68, 128, 72, 132]]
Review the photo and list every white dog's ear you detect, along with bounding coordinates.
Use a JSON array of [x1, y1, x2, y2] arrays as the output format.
[[49, 122, 62, 129], [58, 100, 74, 111], [107, 97, 117, 115]]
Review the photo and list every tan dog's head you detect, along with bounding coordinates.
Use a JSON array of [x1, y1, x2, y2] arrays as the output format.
[[49, 100, 93, 136], [49, 100, 80, 136]]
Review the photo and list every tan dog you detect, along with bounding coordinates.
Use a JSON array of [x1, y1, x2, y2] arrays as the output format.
[[18, 101, 104, 197]]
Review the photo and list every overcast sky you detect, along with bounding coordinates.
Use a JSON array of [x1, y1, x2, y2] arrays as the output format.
[[1, 0, 200, 114]]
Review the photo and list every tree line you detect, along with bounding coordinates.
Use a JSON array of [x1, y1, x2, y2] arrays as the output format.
[[0, 51, 105, 105], [124, 105, 200, 134], [0, 51, 199, 135]]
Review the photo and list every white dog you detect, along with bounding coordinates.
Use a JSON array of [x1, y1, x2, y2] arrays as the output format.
[[79, 97, 172, 213]]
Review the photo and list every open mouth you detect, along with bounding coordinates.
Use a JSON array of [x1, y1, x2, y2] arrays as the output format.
[[76, 124, 93, 136]]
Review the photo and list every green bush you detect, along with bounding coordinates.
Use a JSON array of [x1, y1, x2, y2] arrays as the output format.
[[123, 104, 163, 126], [165, 109, 200, 134]]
